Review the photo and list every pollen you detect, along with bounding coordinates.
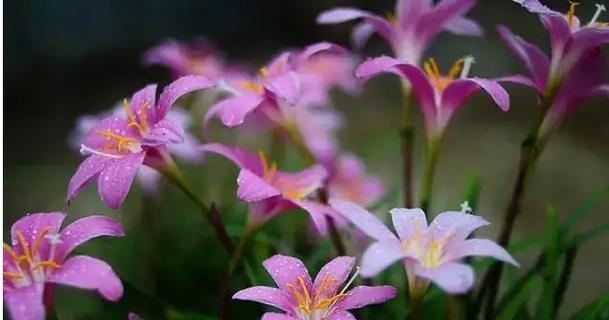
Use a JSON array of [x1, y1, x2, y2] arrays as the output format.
[[423, 57, 465, 91], [98, 130, 139, 153], [123, 99, 149, 135], [567, 0, 580, 26], [258, 151, 277, 181]]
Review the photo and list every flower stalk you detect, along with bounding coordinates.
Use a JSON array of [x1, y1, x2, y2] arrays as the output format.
[[400, 82, 416, 208], [419, 136, 442, 213]]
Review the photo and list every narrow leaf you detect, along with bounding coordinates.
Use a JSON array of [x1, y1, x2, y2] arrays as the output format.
[[561, 185, 609, 234], [496, 275, 540, 320]]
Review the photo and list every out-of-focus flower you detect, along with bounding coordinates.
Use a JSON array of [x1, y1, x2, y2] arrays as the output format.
[[317, 0, 482, 64], [201, 143, 340, 234], [330, 200, 518, 294], [233, 254, 396, 320], [356, 56, 509, 138], [204, 42, 347, 128], [67, 76, 215, 209], [327, 154, 384, 208], [3, 212, 124, 320]]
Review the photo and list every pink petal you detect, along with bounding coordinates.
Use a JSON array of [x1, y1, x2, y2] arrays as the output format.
[[316, 7, 393, 41], [389, 208, 427, 242], [395, 0, 431, 28], [237, 169, 281, 202], [82, 116, 139, 155], [261, 313, 299, 320], [416, 262, 474, 294], [264, 71, 300, 105], [68, 155, 112, 203], [273, 165, 327, 199], [566, 28, 609, 69], [360, 242, 407, 277], [204, 93, 264, 127], [445, 239, 519, 266], [130, 84, 158, 124], [4, 283, 45, 320], [292, 42, 346, 69], [289, 199, 331, 235], [47, 255, 123, 301], [313, 256, 355, 297], [98, 152, 146, 209], [497, 75, 538, 89], [339, 285, 397, 310], [143, 119, 185, 146], [327, 311, 357, 320], [429, 211, 489, 242], [56, 215, 124, 261], [262, 254, 312, 292], [329, 199, 398, 243], [10, 212, 66, 250], [444, 16, 483, 36], [156, 75, 215, 121], [166, 132, 203, 163], [351, 22, 376, 49], [200, 143, 263, 175], [232, 286, 292, 312], [136, 166, 162, 194], [416, 0, 476, 44]]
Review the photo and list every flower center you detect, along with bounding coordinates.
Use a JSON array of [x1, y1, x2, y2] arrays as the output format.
[[123, 98, 150, 135], [258, 152, 319, 200], [3, 227, 63, 288], [423, 57, 470, 91]]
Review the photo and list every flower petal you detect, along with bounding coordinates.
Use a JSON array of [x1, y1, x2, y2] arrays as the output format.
[[444, 16, 483, 36], [441, 78, 510, 124], [130, 84, 158, 123], [166, 133, 203, 163], [262, 254, 312, 292], [82, 115, 139, 156], [156, 75, 215, 121], [143, 119, 185, 146], [327, 311, 357, 320], [261, 313, 299, 320], [330, 199, 398, 243], [98, 152, 146, 209], [292, 42, 347, 69], [237, 169, 282, 202], [316, 7, 393, 41], [445, 239, 519, 266], [389, 208, 428, 242], [497, 74, 538, 89], [232, 286, 292, 312], [204, 93, 264, 127], [200, 143, 263, 175], [4, 283, 45, 320], [68, 155, 112, 203], [56, 215, 124, 261], [428, 211, 489, 242], [313, 256, 355, 297], [47, 255, 123, 301], [416, 262, 474, 294], [339, 285, 397, 310], [360, 242, 407, 277], [289, 199, 331, 235], [265, 71, 300, 105], [351, 22, 376, 49], [416, 0, 476, 44], [10, 212, 66, 250]]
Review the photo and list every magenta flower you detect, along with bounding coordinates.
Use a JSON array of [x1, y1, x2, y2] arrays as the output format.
[[3, 212, 124, 320], [327, 154, 384, 207], [201, 143, 340, 234], [204, 42, 347, 128], [330, 200, 518, 294], [233, 254, 396, 320], [356, 55, 509, 137], [67, 75, 215, 208], [317, 0, 482, 64]]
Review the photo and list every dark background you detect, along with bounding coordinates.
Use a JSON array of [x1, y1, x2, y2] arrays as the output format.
[[5, 0, 609, 319]]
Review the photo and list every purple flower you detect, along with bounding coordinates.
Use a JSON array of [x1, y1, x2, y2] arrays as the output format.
[[233, 254, 396, 320], [67, 76, 215, 209], [317, 0, 482, 64], [330, 200, 518, 294], [204, 42, 347, 128], [201, 143, 341, 234], [3, 212, 124, 320], [356, 55, 509, 137], [327, 154, 384, 207]]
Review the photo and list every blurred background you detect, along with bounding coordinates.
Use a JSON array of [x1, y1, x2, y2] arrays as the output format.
[[5, 0, 609, 319]]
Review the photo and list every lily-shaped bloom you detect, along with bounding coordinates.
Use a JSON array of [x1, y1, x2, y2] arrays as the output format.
[[3, 212, 124, 320], [326, 154, 384, 208], [69, 104, 203, 195], [330, 200, 518, 294], [233, 254, 396, 320], [317, 0, 482, 64], [201, 143, 340, 234], [356, 55, 509, 137], [204, 42, 347, 128], [67, 75, 215, 208]]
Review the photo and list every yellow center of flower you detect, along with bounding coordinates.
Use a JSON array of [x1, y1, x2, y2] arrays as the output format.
[[286, 272, 356, 319], [123, 98, 150, 135], [237, 80, 264, 94], [385, 11, 398, 26], [257, 151, 318, 200], [423, 57, 465, 91]]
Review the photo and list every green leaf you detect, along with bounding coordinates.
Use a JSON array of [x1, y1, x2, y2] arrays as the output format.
[[569, 290, 609, 320], [496, 275, 540, 320], [536, 206, 561, 320], [561, 185, 609, 234], [570, 221, 609, 247]]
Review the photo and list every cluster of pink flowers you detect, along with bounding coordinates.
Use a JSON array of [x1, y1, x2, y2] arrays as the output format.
[[5, 0, 607, 319]]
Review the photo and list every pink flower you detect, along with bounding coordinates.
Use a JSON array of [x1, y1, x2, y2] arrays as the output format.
[[67, 76, 215, 209], [233, 254, 396, 320], [317, 0, 482, 64], [356, 55, 509, 138], [330, 200, 518, 294], [3, 212, 124, 320], [201, 143, 340, 234], [326, 154, 384, 207]]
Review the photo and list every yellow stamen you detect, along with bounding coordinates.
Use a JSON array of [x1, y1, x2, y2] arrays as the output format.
[[567, 0, 580, 26], [99, 130, 137, 152], [123, 99, 149, 134], [258, 151, 277, 181], [298, 276, 312, 306], [15, 231, 32, 265], [423, 57, 465, 91], [314, 293, 348, 309], [3, 271, 25, 280], [385, 11, 398, 25], [4, 244, 21, 264], [237, 80, 264, 94], [30, 227, 51, 255], [31, 260, 62, 271], [259, 67, 269, 78]]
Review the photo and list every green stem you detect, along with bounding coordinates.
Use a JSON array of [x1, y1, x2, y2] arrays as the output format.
[[553, 247, 578, 317], [419, 136, 442, 213], [401, 82, 416, 208]]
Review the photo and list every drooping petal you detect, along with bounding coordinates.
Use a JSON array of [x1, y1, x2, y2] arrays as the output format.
[[389, 208, 428, 242], [444, 239, 519, 266], [68, 155, 112, 203], [237, 169, 282, 202], [313, 256, 355, 297], [351, 22, 376, 49], [156, 75, 215, 121], [47, 255, 123, 301], [360, 242, 408, 277], [261, 313, 299, 320], [56, 215, 124, 261], [441, 78, 510, 127], [497, 25, 549, 91], [316, 8, 393, 41], [10, 212, 66, 250], [339, 285, 397, 310], [200, 143, 263, 174], [326, 311, 357, 320], [232, 286, 292, 312], [289, 199, 331, 235], [4, 283, 45, 320], [264, 71, 300, 105], [204, 93, 264, 127], [496, 74, 538, 89], [98, 152, 146, 209], [428, 211, 489, 242], [143, 119, 185, 146], [444, 16, 483, 36], [416, 262, 474, 294], [262, 254, 312, 292], [330, 199, 399, 243]]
